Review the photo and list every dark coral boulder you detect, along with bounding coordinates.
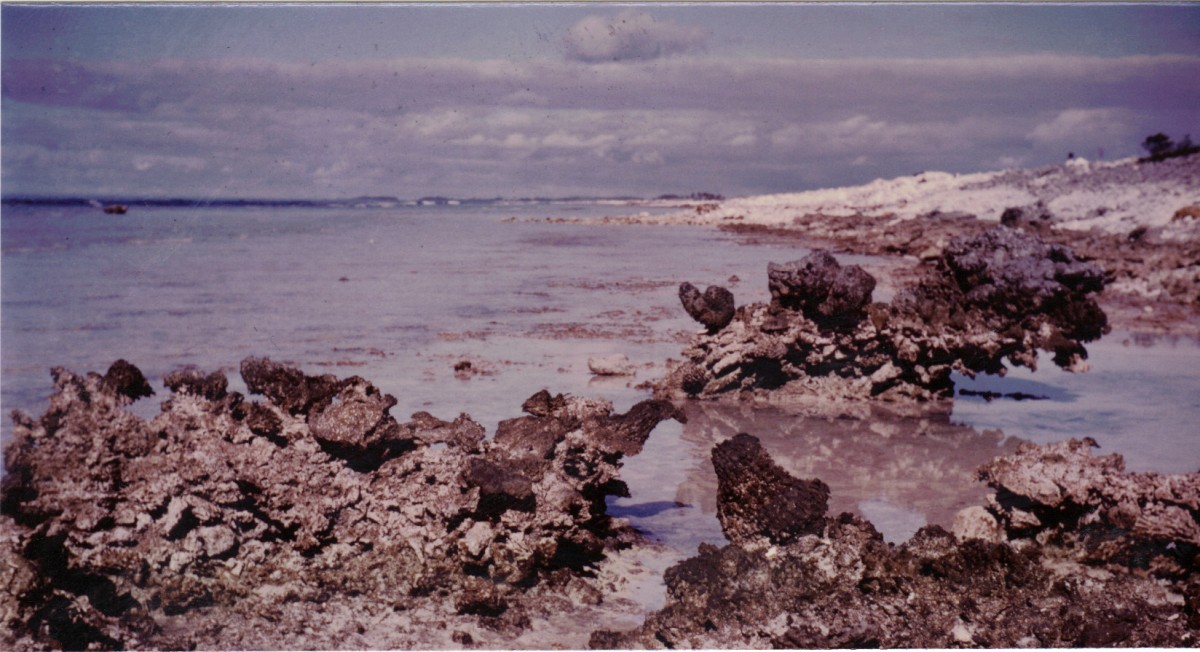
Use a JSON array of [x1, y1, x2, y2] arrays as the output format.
[[767, 250, 875, 327], [679, 282, 736, 332], [163, 368, 229, 401], [239, 356, 343, 416], [102, 359, 154, 402], [712, 433, 830, 544], [942, 226, 1106, 319]]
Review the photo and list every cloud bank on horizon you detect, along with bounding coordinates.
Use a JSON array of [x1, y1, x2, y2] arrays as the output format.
[[2, 4, 1198, 200]]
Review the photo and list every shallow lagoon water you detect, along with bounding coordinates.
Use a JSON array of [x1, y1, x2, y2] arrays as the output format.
[[3, 202, 1199, 558]]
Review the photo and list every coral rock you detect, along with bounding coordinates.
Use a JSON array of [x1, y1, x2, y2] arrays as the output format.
[[1, 362, 681, 650], [712, 433, 829, 544], [587, 354, 636, 376], [660, 227, 1109, 404], [239, 356, 343, 416], [102, 359, 154, 402], [679, 282, 737, 332], [596, 439, 1199, 649], [767, 250, 875, 325]]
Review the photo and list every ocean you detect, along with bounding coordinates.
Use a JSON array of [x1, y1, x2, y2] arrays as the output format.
[[3, 200, 1199, 552]]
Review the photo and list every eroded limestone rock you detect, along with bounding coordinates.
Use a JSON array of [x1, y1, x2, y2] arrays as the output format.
[[679, 282, 736, 332], [587, 354, 636, 377], [979, 437, 1200, 575], [659, 227, 1109, 405], [767, 249, 875, 326], [593, 435, 1199, 649], [712, 433, 829, 544], [1, 359, 682, 650]]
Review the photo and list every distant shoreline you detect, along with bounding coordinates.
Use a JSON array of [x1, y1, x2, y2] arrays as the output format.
[[0, 194, 689, 209]]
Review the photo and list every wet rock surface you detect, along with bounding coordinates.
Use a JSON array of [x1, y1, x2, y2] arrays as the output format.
[[980, 438, 1200, 576], [594, 435, 1200, 648], [0, 359, 682, 650], [659, 226, 1109, 405], [672, 401, 1024, 540]]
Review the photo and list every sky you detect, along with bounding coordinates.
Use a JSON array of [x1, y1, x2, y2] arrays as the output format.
[[2, 3, 1199, 200]]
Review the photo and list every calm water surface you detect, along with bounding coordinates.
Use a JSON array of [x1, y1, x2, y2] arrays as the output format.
[[3, 202, 1198, 554]]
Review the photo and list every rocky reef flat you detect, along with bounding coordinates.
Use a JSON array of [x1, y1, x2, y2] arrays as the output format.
[[536, 154, 1200, 335], [4, 355, 1198, 648], [3, 156, 1199, 649]]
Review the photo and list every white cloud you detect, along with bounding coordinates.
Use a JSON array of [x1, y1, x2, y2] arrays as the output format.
[[131, 154, 208, 173], [563, 9, 708, 63], [770, 124, 805, 148], [1027, 108, 1134, 145], [4, 54, 1198, 198]]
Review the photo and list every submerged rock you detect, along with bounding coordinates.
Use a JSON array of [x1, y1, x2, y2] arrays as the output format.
[[659, 227, 1109, 405], [594, 435, 1199, 648], [0, 359, 682, 650]]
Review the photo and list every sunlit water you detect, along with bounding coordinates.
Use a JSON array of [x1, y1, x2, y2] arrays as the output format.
[[4, 202, 1199, 562]]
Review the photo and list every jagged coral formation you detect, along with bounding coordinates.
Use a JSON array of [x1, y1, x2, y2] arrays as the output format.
[[1, 359, 681, 649], [593, 435, 1200, 649], [660, 226, 1109, 404]]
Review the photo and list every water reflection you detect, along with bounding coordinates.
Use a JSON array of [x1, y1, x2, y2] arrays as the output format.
[[663, 401, 1025, 544], [951, 332, 1200, 474]]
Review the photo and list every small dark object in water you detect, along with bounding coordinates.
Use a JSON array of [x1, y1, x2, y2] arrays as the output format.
[[103, 204, 128, 215], [454, 360, 473, 372]]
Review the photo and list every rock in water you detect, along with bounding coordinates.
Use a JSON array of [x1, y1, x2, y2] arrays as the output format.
[[712, 433, 829, 544], [660, 226, 1108, 403], [979, 438, 1200, 569], [587, 354, 636, 376], [679, 282, 736, 331], [594, 438, 1200, 650]]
